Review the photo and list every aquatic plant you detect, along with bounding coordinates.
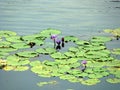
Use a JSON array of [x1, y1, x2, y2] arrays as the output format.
[[0, 29, 120, 87], [104, 28, 120, 40]]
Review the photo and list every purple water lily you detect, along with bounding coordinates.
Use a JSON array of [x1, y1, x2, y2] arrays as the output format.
[[81, 60, 87, 72], [51, 35, 57, 40], [56, 39, 61, 44], [81, 60, 87, 65], [51, 35, 57, 48]]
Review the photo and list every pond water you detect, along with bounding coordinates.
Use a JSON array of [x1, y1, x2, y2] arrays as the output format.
[[0, 0, 120, 90]]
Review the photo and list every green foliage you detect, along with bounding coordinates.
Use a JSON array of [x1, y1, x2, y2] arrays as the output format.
[[0, 29, 120, 86]]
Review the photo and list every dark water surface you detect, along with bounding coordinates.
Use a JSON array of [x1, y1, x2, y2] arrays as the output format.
[[0, 0, 120, 90]]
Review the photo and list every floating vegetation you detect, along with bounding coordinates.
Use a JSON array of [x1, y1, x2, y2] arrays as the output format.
[[112, 48, 120, 55], [37, 80, 57, 87], [16, 51, 39, 58], [106, 78, 120, 83], [0, 29, 120, 87], [104, 28, 120, 40], [81, 79, 101, 85]]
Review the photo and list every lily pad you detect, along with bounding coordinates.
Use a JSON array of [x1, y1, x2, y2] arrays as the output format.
[[29, 60, 41, 66], [64, 52, 75, 58], [106, 78, 120, 83], [0, 30, 17, 37], [6, 36, 23, 42], [104, 28, 120, 37], [37, 80, 57, 87], [112, 48, 120, 55], [36, 47, 56, 55], [64, 36, 79, 42], [51, 52, 67, 59], [68, 47, 79, 53], [75, 40, 89, 45], [10, 42, 30, 49], [91, 36, 112, 43], [40, 28, 61, 38], [16, 51, 39, 58], [14, 66, 29, 71], [81, 79, 100, 85], [0, 41, 11, 48], [0, 47, 17, 52], [3, 66, 14, 71]]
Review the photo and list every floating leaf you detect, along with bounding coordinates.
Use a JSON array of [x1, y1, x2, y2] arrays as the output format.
[[16, 51, 39, 58], [104, 28, 120, 37], [0, 41, 11, 48], [91, 36, 112, 43], [40, 28, 61, 38], [10, 42, 30, 49], [29, 60, 41, 66], [75, 40, 89, 45], [81, 79, 100, 85], [106, 78, 120, 83], [112, 48, 120, 55], [6, 36, 23, 42], [68, 47, 79, 53], [64, 36, 79, 42], [14, 66, 29, 71], [0, 47, 17, 52], [3, 66, 14, 71], [37, 80, 57, 87], [51, 52, 67, 59], [0, 30, 17, 37], [36, 48, 56, 55], [64, 52, 75, 58]]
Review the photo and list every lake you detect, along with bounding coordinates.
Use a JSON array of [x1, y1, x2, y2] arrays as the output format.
[[0, 0, 120, 90]]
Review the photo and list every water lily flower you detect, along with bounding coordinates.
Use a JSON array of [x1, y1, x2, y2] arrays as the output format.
[[51, 35, 57, 40], [81, 60, 87, 72], [56, 39, 61, 44], [51, 35, 57, 48], [81, 60, 87, 65]]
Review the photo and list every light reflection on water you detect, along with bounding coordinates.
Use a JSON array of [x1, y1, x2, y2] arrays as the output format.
[[0, 0, 120, 90]]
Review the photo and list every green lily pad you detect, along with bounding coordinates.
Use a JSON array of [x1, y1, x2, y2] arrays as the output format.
[[3, 66, 14, 71], [51, 52, 67, 59], [14, 66, 29, 71], [6, 36, 23, 42], [0, 52, 9, 58], [81, 79, 100, 85], [68, 47, 79, 53], [29, 60, 41, 66], [106, 78, 120, 83], [40, 28, 61, 38], [0, 47, 17, 52], [36, 47, 56, 55], [64, 36, 79, 42], [91, 36, 112, 43], [16, 51, 39, 58], [10, 42, 30, 49], [64, 52, 75, 58], [0, 30, 17, 37], [75, 40, 89, 45], [104, 28, 120, 37], [0, 41, 11, 48], [37, 80, 57, 87], [84, 46, 106, 51], [112, 48, 120, 55]]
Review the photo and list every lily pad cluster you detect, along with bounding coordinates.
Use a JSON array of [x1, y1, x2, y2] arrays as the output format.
[[0, 29, 120, 86], [104, 28, 120, 40]]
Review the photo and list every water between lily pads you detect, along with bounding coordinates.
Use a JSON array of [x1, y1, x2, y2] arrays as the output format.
[[0, 0, 120, 90]]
